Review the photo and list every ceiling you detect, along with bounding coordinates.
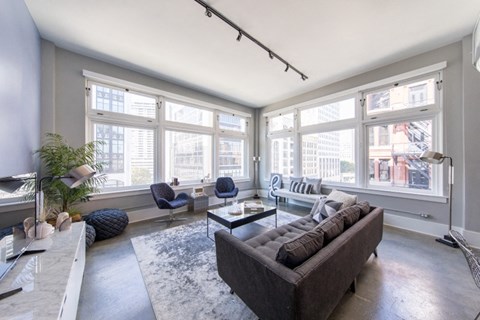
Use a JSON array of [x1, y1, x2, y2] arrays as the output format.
[[24, 0, 480, 108]]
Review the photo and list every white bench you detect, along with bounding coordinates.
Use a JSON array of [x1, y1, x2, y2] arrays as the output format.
[[274, 188, 323, 205]]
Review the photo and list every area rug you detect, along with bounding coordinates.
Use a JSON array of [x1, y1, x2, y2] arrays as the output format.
[[131, 211, 299, 320]]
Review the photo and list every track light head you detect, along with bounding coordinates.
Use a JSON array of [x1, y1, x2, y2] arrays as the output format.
[[205, 7, 212, 17], [269, 51, 274, 59], [285, 64, 289, 72], [236, 30, 242, 41]]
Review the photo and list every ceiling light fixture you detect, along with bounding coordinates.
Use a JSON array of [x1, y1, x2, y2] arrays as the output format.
[[193, 0, 308, 81], [205, 7, 212, 17]]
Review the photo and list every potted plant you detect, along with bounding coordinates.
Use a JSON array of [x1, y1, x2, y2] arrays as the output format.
[[36, 133, 106, 220]]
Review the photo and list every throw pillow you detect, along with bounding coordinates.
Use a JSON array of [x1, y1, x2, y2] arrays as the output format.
[[327, 189, 357, 209], [309, 196, 327, 216], [337, 206, 361, 229], [355, 200, 371, 218], [305, 184, 313, 194], [289, 181, 299, 192], [295, 182, 307, 193], [311, 198, 329, 223], [320, 200, 343, 219], [316, 214, 344, 243], [290, 176, 304, 184], [276, 228, 324, 268], [305, 177, 322, 194]]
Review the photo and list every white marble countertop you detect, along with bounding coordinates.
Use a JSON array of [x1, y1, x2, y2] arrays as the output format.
[[0, 222, 85, 320]]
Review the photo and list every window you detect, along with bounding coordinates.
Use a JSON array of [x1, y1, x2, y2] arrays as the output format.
[[270, 137, 294, 177], [86, 75, 251, 191], [365, 77, 436, 116], [368, 120, 432, 190], [165, 101, 213, 127], [269, 113, 294, 132], [302, 129, 355, 183], [165, 130, 212, 183], [300, 98, 355, 127], [266, 65, 443, 197]]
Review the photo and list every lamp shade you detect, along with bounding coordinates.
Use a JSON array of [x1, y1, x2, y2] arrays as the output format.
[[420, 151, 445, 164], [61, 164, 96, 188]]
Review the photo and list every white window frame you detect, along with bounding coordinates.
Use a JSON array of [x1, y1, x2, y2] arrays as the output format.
[[84, 71, 252, 191], [265, 62, 446, 198]]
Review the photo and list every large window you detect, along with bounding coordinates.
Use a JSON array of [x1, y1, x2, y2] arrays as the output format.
[[266, 66, 443, 196], [302, 129, 355, 183], [165, 130, 212, 183], [86, 78, 251, 190]]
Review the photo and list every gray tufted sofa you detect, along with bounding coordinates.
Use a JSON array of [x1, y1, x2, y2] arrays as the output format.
[[214, 204, 383, 320]]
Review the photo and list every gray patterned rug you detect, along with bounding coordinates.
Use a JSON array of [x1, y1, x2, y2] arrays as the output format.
[[131, 211, 299, 320]]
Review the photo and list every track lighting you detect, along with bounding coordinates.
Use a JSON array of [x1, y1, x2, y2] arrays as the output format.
[[205, 7, 212, 17], [194, 0, 308, 81]]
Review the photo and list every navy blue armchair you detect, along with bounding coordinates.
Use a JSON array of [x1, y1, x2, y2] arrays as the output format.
[[150, 183, 190, 223], [214, 177, 239, 206]]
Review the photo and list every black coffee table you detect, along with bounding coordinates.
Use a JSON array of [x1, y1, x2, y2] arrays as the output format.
[[207, 203, 277, 241]]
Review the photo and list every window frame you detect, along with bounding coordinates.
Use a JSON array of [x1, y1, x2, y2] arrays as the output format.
[[265, 64, 445, 198], [85, 74, 252, 191]]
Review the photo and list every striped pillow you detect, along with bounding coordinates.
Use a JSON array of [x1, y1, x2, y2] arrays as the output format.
[[289, 181, 299, 192]]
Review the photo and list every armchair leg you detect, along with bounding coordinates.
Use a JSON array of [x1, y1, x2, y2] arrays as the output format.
[[475, 310, 480, 320], [224, 198, 227, 206], [155, 209, 189, 224]]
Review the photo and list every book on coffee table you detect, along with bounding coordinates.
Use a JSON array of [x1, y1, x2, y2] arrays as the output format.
[[243, 200, 264, 212]]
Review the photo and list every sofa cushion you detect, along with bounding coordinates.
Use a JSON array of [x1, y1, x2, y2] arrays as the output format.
[[288, 215, 318, 231], [316, 214, 344, 243], [276, 228, 325, 268], [337, 206, 361, 229], [327, 189, 357, 209], [356, 200, 371, 218], [320, 200, 343, 219], [305, 177, 322, 194], [246, 224, 308, 260]]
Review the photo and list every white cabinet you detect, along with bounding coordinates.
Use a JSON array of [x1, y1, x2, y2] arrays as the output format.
[[0, 222, 86, 320]]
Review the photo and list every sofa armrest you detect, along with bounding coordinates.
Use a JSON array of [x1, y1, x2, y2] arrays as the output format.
[[214, 230, 301, 320]]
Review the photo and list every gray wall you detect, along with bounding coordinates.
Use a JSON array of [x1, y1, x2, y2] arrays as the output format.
[[41, 44, 256, 214], [0, 0, 41, 177], [260, 40, 477, 233]]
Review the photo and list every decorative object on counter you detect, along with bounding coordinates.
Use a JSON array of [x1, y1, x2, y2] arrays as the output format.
[[83, 208, 129, 241], [26, 220, 54, 239], [170, 177, 179, 186], [420, 150, 458, 248], [56, 212, 72, 231], [85, 224, 96, 249]]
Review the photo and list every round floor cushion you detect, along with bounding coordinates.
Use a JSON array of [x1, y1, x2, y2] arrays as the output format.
[[84, 208, 129, 241], [85, 223, 96, 248]]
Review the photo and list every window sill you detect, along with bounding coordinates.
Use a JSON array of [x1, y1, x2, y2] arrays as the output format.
[[321, 184, 447, 203]]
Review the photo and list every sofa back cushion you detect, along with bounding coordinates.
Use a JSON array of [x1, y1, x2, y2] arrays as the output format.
[[337, 206, 361, 229], [316, 214, 344, 243], [356, 200, 371, 218], [276, 228, 325, 268], [327, 189, 357, 209]]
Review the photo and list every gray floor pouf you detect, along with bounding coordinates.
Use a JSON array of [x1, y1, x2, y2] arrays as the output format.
[[84, 208, 129, 241], [85, 223, 96, 248]]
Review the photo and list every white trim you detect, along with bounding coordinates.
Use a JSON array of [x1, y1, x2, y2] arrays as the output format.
[[322, 184, 447, 203], [384, 212, 480, 249], [82, 70, 252, 118], [263, 61, 447, 118]]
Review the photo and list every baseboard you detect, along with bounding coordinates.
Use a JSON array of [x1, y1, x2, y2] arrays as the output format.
[[384, 211, 480, 249]]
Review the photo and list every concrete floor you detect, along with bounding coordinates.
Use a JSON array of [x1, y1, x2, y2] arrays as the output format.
[[77, 200, 479, 320]]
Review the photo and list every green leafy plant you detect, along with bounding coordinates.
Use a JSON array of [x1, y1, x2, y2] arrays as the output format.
[[36, 133, 107, 214]]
